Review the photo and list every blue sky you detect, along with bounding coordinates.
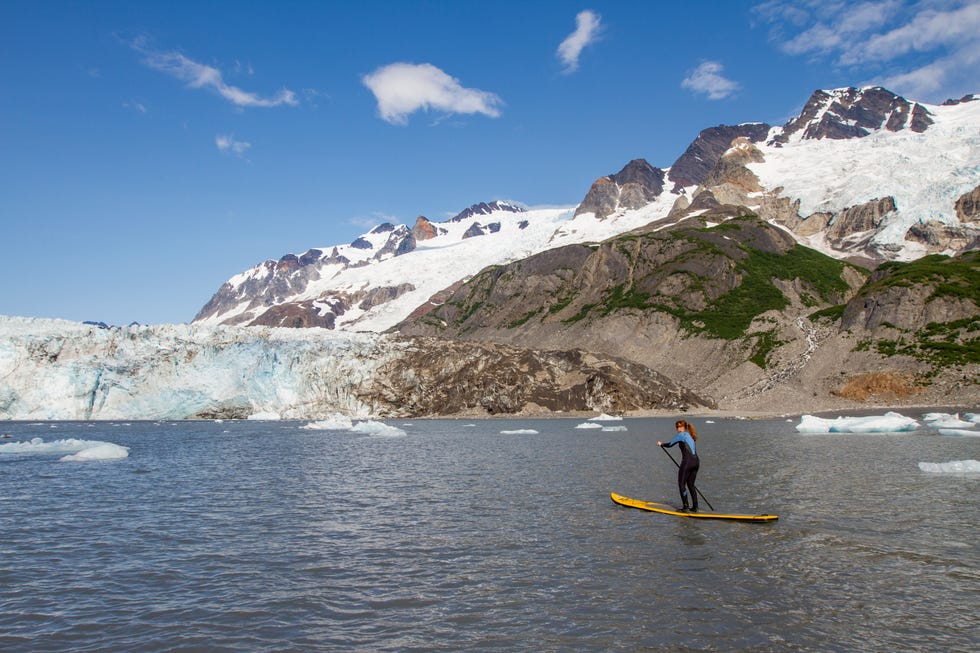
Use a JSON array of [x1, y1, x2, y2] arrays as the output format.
[[2, 0, 978, 325]]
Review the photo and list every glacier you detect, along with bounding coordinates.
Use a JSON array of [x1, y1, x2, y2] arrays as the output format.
[[0, 316, 402, 420]]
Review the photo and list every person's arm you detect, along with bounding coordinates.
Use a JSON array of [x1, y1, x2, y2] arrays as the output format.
[[659, 435, 680, 448]]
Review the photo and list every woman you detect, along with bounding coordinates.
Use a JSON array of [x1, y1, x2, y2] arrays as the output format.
[[658, 420, 700, 512]]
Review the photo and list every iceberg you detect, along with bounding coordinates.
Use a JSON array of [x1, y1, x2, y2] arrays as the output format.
[[796, 412, 919, 433], [301, 415, 354, 430], [350, 420, 406, 437], [0, 437, 129, 461], [589, 413, 623, 421], [500, 429, 539, 435], [574, 422, 604, 429], [918, 460, 980, 474], [922, 413, 977, 429], [937, 428, 980, 437], [601, 425, 628, 432]]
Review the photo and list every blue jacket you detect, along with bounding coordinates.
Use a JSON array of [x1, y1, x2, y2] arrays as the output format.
[[662, 430, 697, 458]]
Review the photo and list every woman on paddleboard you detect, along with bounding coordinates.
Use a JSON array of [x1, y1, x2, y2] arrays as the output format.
[[658, 420, 700, 512]]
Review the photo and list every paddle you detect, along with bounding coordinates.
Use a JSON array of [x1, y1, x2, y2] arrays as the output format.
[[659, 446, 715, 511]]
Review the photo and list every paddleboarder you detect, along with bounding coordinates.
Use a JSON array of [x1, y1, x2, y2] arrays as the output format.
[[658, 420, 700, 512]]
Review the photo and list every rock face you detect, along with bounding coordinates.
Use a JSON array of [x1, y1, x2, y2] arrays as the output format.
[[364, 338, 713, 416], [667, 123, 771, 188], [450, 200, 525, 222], [955, 184, 980, 223], [771, 86, 934, 144], [395, 217, 870, 405], [840, 250, 980, 333], [575, 159, 666, 219]]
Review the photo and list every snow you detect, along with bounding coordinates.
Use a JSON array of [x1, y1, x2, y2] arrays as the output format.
[[918, 460, 980, 474], [749, 98, 980, 261], [0, 437, 129, 462], [796, 412, 920, 433]]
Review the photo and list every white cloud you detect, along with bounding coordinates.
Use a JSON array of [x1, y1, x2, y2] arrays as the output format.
[[129, 38, 297, 108], [215, 134, 251, 157], [752, 0, 980, 101], [362, 62, 503, 125], [557, 10, 602, 74], [681, 61, 740, 100]]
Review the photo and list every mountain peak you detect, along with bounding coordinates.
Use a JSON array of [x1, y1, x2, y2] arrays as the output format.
[[449, 200, 525, 223], [770, 86, 934, 145]]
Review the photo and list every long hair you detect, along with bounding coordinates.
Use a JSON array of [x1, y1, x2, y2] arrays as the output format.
[[676, 419, 698, 441]]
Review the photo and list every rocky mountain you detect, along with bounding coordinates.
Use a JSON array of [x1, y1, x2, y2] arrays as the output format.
[[194, 86, 978, 338], [394, 216, 978, 411]]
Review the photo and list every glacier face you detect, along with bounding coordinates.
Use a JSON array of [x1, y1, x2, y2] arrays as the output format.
[[0, 316, 401, 420]]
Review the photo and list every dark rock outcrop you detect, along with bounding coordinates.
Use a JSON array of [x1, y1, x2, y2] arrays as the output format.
[[771, 87, 933, 145], [955, 184, 980, 223], [668, 123, 771, 188], [575, 159, 666, 219], [450, 201, 525, 222]]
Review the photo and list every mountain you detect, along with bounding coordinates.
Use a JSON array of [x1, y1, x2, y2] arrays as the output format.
[[194, 86, 979, 335]]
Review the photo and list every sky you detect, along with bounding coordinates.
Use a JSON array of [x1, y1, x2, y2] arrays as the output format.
[[2, 0, 978, 326]]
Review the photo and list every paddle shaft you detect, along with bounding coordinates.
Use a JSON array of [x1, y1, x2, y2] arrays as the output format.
[[659, 446, 715, 511]]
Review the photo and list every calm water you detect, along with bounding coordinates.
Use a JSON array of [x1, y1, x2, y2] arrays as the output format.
[[1, 415, 977, 652]]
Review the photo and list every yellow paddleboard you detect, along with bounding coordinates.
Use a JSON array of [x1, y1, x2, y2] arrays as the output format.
[[611, 492, 777, 522]]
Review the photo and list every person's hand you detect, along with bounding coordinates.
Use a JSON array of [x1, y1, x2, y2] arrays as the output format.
[[657, 440, 662, 446]]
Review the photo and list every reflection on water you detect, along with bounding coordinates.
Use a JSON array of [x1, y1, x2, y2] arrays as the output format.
[[0, 414, 977, 652]]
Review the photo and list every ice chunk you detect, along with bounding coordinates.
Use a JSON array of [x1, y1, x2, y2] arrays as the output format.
[[60, 442, 130, 462], [602, 425, 628, 432], [1, 437, 128, 461], [574, 422, 603, 429], [247, 411, 281, 421], [500, 429, 539, 435], [796, 411, 919, 433], [923, 413, 975, 429], [302, 414, 354, 430], [937, 428, 980, 437], [918, 460, 980, 473], [350, 420, 405, 437], [589, 413, 622, 421]]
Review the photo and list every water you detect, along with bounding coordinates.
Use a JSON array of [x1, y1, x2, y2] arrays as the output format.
[[1, 415, 977, 652]]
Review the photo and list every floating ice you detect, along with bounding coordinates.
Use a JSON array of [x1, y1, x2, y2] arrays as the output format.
[[937, 428, 980, 437], [918, 460, 980, 474], [60, 443, 130, 462], [602, 425, 628, 432], [302, 414, 354, 430], [922, 413, 976, 429], [0, 437, 129, 461], [500, 429, 539, 435], [589, 413, 622, 421], [350, 420, 406, 437], [796, 412, 919, 433], [574, 422, 603, 429]]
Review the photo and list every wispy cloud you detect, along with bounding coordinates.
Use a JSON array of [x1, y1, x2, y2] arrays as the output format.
[[362, 62, 503, 125], [752, 0, 980, 101], [128, 37, 297, 108], [681, 61, 740, 99], [557, 10, 602, 74], [215, 134, 251, 157]]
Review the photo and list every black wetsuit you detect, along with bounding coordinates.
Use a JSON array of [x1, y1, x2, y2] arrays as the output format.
[[662, 431, 700, 511]]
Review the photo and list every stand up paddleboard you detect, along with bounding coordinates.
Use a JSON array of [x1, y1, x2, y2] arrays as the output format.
[[611, 492, 777, 522]]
